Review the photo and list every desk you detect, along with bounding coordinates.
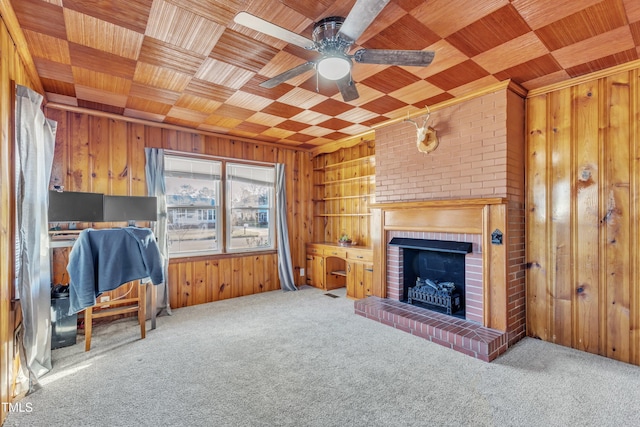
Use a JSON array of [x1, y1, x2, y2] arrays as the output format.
[[306, 243, 373, 299], [50, 231, 158, 330]]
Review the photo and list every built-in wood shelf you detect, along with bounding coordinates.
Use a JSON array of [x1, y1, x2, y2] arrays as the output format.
[[311, 142, 375, 247], [313, 194, 374, 202], [315, 175, 375, 185], [313, 155, 375, 171], [315, 214, 372, 217]]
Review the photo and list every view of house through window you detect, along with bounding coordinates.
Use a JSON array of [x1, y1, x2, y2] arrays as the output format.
[[164, 154, 275, 257], [226, 163, 275, 252]]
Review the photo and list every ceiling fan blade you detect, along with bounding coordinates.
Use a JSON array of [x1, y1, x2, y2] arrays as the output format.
[[336, 76, 359, 102], [234, 12, 315, 50], [260, 62, 316, 88], [354, 49, 435, 67], [338, 0, 391, 43]]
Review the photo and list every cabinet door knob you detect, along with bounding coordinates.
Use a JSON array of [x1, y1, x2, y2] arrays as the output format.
[[356, 255, 363, 259]]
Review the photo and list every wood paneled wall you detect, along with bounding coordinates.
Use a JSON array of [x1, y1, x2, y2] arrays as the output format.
[[527, 68, 640, 365], [0, 13, 40, 426], [46, 107, 313, 309]]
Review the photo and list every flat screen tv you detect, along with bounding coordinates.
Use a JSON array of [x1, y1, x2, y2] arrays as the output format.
[[48, 191, 104, 222], [103, 195, 157, 221]]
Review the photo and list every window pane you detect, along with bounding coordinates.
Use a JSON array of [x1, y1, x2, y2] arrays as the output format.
[[165, 156, 221, 256], [226, 163, 275, 252]]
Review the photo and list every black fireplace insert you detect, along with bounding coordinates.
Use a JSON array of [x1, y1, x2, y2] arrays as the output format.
[[389, 238, 472, 317]]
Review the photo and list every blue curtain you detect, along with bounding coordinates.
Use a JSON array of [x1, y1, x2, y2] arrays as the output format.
[[15, 85, 56, 394], [275, 164, 297, 291], [145, 148, 171, 316]]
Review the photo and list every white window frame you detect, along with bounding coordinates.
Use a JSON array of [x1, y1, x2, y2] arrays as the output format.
[[164, 152, 276, 258], [165, 155, 222, 258], [225, 162, 276, 254]]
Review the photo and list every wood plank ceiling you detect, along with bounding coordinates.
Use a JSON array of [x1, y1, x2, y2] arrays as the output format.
[[12, 0, 640, 149]]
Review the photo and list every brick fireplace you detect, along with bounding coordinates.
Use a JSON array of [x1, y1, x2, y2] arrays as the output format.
[[354, 83, 526, 362], [356, 199, 523, 361], [387, 232, 481, 322]]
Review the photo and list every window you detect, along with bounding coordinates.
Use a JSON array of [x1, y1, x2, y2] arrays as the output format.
[[226, 163, 275, 252], [164, 154, 275, 257], [165, 155, 221, 257]]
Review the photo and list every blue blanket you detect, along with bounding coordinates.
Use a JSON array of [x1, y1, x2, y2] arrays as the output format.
[[67, 227, 164, 314]]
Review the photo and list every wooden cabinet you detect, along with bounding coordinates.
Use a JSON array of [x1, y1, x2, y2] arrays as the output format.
[[306, 253, 324, 289], [306, 243, 372, 298], [346, 247, 373, 299]]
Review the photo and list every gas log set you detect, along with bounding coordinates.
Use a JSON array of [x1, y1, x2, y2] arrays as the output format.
[[408, 278, 462, 315]]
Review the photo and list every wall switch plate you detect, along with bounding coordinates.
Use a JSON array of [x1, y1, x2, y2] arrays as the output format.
[[300, 268, 305, 276]]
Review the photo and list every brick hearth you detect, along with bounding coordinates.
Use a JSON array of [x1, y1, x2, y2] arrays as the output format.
[[355, 297, 508, 362]]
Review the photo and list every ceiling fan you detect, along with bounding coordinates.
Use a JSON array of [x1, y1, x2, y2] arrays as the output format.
[[234, 0, 435, 102]]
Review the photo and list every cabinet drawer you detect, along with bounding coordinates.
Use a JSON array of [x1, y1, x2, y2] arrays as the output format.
[[347, 249, 373, 262], [307, 246, 322, 255], [324, 248, 347, 258]]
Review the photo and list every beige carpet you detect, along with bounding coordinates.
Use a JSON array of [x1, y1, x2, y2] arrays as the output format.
[[6, 285, 640, 427]]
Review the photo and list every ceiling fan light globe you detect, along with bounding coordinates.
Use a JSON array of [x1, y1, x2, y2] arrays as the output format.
[[317, 56, 351, 80]]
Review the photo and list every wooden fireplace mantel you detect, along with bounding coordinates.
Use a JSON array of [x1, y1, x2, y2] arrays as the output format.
[[371, 198, 508, 235], [369, 197, 510, 332], [370, 197, 508, 210]]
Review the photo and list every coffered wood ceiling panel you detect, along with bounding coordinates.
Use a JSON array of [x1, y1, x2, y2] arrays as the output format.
[[11, 0, 640, 149]]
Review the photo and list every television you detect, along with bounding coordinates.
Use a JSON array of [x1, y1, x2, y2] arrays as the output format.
[[103, 195, 157, 221], [48, 190, 104, 222]]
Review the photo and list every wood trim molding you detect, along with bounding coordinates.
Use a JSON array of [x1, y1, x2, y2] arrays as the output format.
[[310, 80, 527, 156], [0, 0, 44, 95], [375, 80, 525, 127], [45, 103, 312, 153], [486, 203, 507, 331], [168, 250, 277, 265], [527, 58, 640, 98], [371, 198, 507, 210]]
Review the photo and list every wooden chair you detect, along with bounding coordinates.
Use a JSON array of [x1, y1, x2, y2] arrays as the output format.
[[83, 280, 147, 351]]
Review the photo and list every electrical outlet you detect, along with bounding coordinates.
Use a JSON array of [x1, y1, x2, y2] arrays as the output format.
[[300, 268, 305, 277], [100, 295, 110, 307]]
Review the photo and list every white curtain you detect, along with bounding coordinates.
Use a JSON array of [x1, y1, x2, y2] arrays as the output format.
[[14, 84, 57, 394], [275, 164, 297, 291], [144, 148, 171, 315]]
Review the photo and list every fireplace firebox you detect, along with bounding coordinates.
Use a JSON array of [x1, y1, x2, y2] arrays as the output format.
[[389, 238, 472, 318]]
